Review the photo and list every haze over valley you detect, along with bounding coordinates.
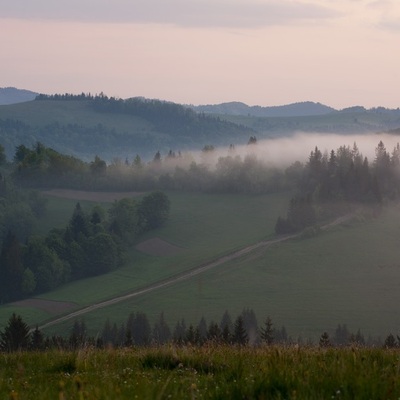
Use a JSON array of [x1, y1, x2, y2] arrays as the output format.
[[1, 0, 400, 397]]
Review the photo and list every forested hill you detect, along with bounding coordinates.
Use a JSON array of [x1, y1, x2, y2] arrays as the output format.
[[190, 101, 336, 117], [0, 92, 400, 162], [0, 94, 254, 161]]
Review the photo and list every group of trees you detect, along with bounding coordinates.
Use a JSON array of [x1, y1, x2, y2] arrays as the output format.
[[0, 176, 47, 243], [1, 310, 389, 352], [10, 141, 288, 194], [0, 310, 285, 352], [0, 191, 170, 303], [97, 309, 286, 348], [275, 141, 400, 234]]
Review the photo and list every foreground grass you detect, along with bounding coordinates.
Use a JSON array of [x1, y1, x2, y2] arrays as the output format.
[[1, 346, 400, 399]]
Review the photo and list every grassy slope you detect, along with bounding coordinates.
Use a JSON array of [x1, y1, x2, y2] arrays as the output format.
[[2, 191, 400, 340], [109, 208, 400, 339], [55, 204, 400, 341], [0, 191, 289, 331]]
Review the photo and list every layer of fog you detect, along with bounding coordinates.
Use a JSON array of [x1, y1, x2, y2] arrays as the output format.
[[186, 132, 400, 169]]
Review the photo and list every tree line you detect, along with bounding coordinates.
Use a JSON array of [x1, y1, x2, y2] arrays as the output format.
[[275, 141, 400, 234], [8, 139, 400, 203], [1, 310, 391, 353], [0, 191, 170, 303], [9, 141, 288, 193]]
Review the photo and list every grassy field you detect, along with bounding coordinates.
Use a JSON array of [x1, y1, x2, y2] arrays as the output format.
[[82, 203, 400, 340], [0, 191, 289, 330], [2, 189, 400, 341], [50, 203, 400, 341], [1, 346, 400, 399]]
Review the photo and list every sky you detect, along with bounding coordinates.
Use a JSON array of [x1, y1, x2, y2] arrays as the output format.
[[1, 0, 399, 109]]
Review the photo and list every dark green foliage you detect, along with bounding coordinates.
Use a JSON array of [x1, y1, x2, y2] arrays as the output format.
[[140, 351, 181, 370], [24, 236, 69, 292], [207, 322, 222, 343], [0, 231, 24, 302], [0, 187, 169, 303], [108, 198, 139, 239], [0, 144, 6, 165], [383, 333, 397, 349], [0, 313, 30, 352], [69, 319, 87, 349], [12, 141, 87, 187], [85, 232, 119, 275], [260, 317, 274, 345], [152, 312, 171, 345], [232, 316, 248, 346], [173, 319, 187, 344], [137, 191, 170, 230], [275, 195, 316, 234], [276, 140, 398, 234], [30, 326, 44, 350], [129, 312, 152, 346], [319, 332, 331, 348]]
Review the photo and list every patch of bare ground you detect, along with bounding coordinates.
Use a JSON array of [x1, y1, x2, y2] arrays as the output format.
[[12, 299, 77, 314], [135, 237, 183, 256], [42, 189, 143, 202]]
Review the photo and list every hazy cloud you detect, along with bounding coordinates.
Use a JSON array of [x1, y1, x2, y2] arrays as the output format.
[[366, 0, 400, 32], [0, 0, 340, 28]]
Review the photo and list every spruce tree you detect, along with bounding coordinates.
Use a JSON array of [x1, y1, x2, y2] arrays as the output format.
[[319, 332, 331, 348], [233, 316, 248, 346], [260, 317, 274, 345], [0, 313, 30, 352]]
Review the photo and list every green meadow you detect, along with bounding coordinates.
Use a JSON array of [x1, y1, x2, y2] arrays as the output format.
[[0, 191, 289, 331], [52, 202, 400, 341], [1, 188, 400, 340], [1, 346, 400, 399]]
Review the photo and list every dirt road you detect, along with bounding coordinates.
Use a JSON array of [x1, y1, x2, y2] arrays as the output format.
[[37, 215, 352, 331]]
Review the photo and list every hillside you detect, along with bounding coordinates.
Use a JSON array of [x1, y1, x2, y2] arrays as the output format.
[[0, 87, 38, 105], [190, 101, 336, 117], [0, 95, 253, 161], [0, 92, 399, 162]]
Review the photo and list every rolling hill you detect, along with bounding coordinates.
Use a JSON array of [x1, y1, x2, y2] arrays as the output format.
[[190, 100, 336, 117], [0, 94, 254, 161], [0, 89, 399, 163], [0, 87, 38, 105]]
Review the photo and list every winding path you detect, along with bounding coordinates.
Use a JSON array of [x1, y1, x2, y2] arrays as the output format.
[[37, 215, 352, 331]]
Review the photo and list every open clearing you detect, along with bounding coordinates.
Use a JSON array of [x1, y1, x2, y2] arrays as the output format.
[[12, 299, 77, 314], [135, 237, 183, 256]]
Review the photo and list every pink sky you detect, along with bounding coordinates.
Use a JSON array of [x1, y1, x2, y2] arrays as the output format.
[[1, 0, 399, 109]]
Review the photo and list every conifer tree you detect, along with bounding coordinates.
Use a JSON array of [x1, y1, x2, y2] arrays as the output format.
[[319, 332, 331, 348], [233, 316, 248, 346], [260, 317, 274, 345], [0, 313, 30, 352]]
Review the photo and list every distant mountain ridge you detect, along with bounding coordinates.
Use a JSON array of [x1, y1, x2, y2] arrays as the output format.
[[0, 87, 38, 105], [190, 101, 337, 117]]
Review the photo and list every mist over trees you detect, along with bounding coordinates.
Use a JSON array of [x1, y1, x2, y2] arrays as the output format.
[[275, 141, 400, 234]]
